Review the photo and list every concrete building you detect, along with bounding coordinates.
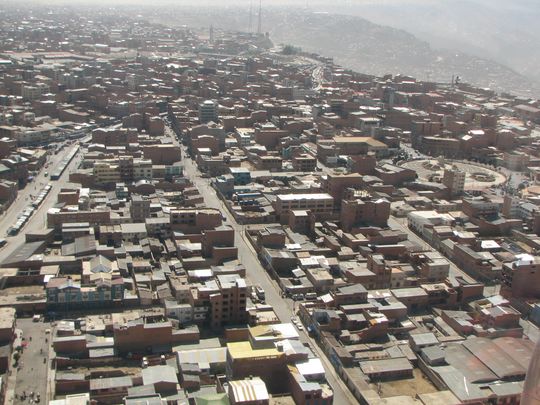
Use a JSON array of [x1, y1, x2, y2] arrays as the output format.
[[199, 100, 218, 124], [502, 255, 540, 299], [292, 154, 317, 172], [442, 167, 465, 197], [274, 193, 334, 220], [227, 341, 284, 391], [320, 173, 363, 203], [333, 136, 388, 156], [170, 209, 222, 233], [190, 275, 248, 329], [462, 197, 500, 218], [340, 193, 390, 230], [407, 211, 454, 240], [93, 161, 121, 185], [130, 195, 151, 222]]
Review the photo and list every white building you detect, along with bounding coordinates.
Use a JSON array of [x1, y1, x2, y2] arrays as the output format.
[[407, 210, 454, 240], [165, 301, 193, 323]]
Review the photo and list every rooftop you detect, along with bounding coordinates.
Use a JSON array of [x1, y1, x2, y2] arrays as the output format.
[[227, 341, 282, 360]]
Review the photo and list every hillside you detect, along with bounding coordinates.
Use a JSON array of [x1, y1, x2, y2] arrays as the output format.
[[149, 6, 540, 97]]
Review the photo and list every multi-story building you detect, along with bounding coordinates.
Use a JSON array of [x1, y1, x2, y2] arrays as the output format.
[[320, 173, 363, 202], [190, 275, 248, 329], [407, 210, 455, 240], [453, 244, 501, 282], [112, 314, 199, 354], [340, 193, 390, 230], [411, 251, 450, 282], [229, 167, 251, 185], [442, 166, 466, 197], [419, 136, 460, 157], [502, 255, 540, 299], [503, 151, 529, 171], [292, 154, 317, 172], [142, 145, 181, 165], [170, 208, 222, 233], [274, 193, 334, 220], [118, 156, 134, 182], [47, 208, 111, 229], [199, 100, 218, 124], [462, 197, 501, 218], [333, 136, 388, 156], [45, 277, 125, 310], [234, 127, 254, 146], [21, 83, 48, 100], [132, 158, 153, 180], [92, 128, 138, 146], [93, 161, 121, 185], [130, 195, 150, 221]]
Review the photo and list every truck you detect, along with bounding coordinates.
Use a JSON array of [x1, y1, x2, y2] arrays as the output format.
[[255, 286, 265, 301]]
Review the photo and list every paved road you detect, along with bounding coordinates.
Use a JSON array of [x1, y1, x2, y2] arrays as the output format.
[[0, 142, 83, 265], [13, 318, 50, 405], [175, 135, 357, 404]]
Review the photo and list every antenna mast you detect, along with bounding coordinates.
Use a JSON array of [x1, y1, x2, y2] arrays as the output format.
[[257, 0, 262, 35], [249, 0, 253, 32]]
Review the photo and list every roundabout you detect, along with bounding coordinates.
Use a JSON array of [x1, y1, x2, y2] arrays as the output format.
[[401, 158, 507, 190]]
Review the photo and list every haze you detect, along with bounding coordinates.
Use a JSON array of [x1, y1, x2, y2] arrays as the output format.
[[8, 0, 540, 93]]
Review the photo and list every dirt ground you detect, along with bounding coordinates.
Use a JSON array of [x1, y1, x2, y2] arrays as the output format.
[[370, 368, 437, 398], [270, 396, 296, 405], [65, 365, 142, 376], [3, 285, 44, 295]]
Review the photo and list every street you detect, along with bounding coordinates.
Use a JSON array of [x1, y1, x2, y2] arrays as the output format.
[[0, 142, 83, 265], [175, 133, 358, 405], [12, 318, 51, 405]]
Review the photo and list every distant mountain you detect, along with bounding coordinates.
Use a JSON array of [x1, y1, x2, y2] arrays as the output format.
[[334, 0, 540, 88], [151, 6, 540, 97]]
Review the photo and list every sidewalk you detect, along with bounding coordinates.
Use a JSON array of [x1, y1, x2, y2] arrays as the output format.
[[4, 328, 22, 405]]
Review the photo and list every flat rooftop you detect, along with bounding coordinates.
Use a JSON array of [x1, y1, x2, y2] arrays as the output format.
[[227, 341, 282, 360]]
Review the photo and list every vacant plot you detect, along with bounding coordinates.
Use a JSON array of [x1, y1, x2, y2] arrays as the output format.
[[370, 368, 437, 398]]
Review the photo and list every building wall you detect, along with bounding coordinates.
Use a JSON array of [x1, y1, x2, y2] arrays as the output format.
[[502, 261, 540, 299], [340, 198, 390, 230], [114, 322, 173, 353], [227, 353, 286, 394], [47, 210, 111, 228], [275, 194, 334, 219]]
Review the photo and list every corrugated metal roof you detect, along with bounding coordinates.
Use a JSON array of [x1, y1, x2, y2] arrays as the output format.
[[229, 378, 269, 402], [176, 347, 226, 365]]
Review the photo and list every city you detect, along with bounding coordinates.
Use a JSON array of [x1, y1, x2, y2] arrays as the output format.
[[0, 4, 538, 405]]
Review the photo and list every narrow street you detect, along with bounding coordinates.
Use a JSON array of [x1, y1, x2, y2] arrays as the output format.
[[387, 216, 477, 284]]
